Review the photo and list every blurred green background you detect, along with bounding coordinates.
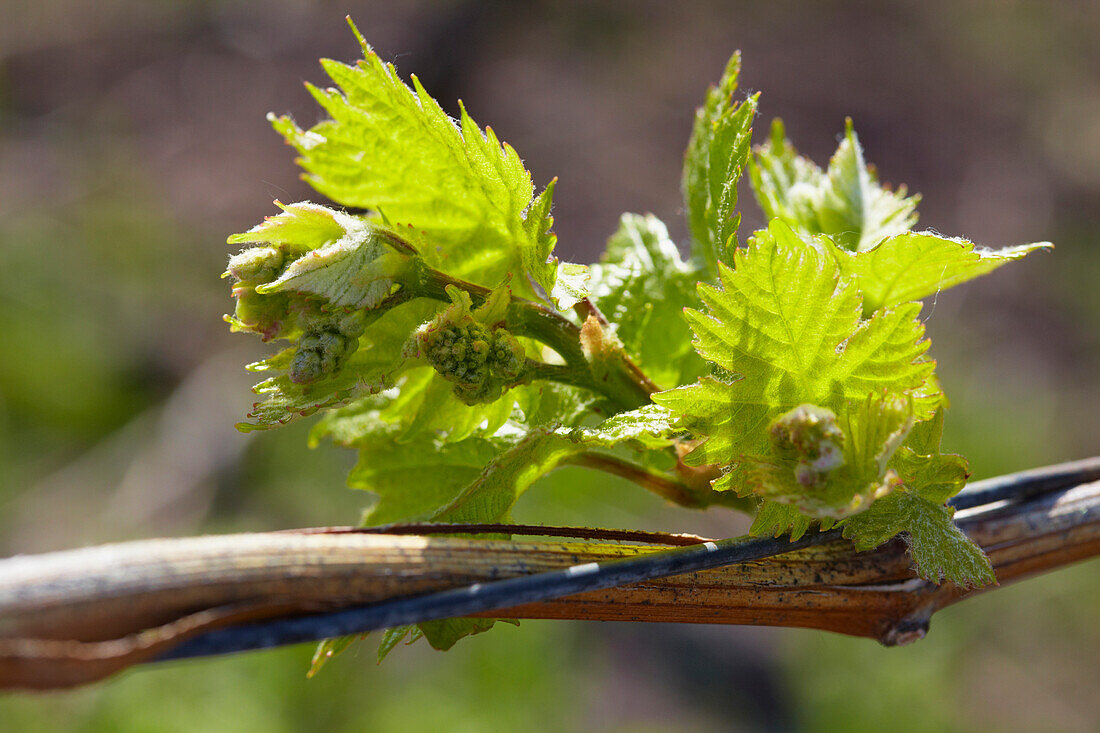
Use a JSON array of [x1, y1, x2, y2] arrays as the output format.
[[1, 1, 1098, 730]]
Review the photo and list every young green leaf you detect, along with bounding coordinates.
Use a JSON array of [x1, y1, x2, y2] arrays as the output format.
[[226, 201, 402, 342], [825, 232, 1052, 315], [750, 118, 919, 252], [563, 403, 681, 451], [307, 634, 366, 678], [393, 373, 517, 442], [683, 52, 759, 276], [314, 383, 587, 526], [313, 393, 569, 655], [312, 370, 591, 462], [417, 618, 499, 652], [749, 501, 816, 541], [842, 490, 994, 587], [270, 23, 585, 307], [588, 214, 706, 388], [348, 430, 506, 525], [377, 626, 418, 663], [523, 180, 590, 308], [888, 410, 969, 505], [430, 429, 577, 524], [228, 200, 347, 255], [652, 218, 934, 494], [840, 406, 992, 587], [253, 208, 409, 310], [396, 429, 580, 652], [743, 393, 913, 519]]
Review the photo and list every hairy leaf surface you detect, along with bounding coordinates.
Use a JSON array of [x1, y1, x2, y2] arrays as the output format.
[[228, 200, 348, 255], [255, 219, 406, 310], [843, 491, 994, 587]]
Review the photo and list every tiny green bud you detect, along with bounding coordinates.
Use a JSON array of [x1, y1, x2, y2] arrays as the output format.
[[453, 378, 504, 405], [317, 346, 342, 375], [289, 348, 324, 384], [769, 404, 846, 487], [294, 303, 333, 335], [333, 310, 366, 339], [231, 287, 289, 341], [297, 332, 323, 352], [487, 329, 525, 380], [287, 320, 359, 384], [316, 330, 347, 357], [227, 246, 284, 283], [405, 286, 526, 404]]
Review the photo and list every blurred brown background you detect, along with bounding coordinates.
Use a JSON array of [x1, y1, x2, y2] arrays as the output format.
[[1, 1, 1098, 731]]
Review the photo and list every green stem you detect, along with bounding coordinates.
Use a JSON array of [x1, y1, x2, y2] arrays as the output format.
[[567, 451, 706, 508], [359, 288, 414, 328], [405, 259, 492, 304], [520, 360, 600, 393], [506, 303, 586, 368], [569, 450, 756, 513], [575, 298, 661, 392]]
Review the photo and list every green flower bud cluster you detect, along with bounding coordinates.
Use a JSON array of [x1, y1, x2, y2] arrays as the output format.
[[487, 329, 525, 380], [288, 309, 367, 384], [416, 318, 526, 405], [768, 404, 846, 488], [227, 247, 288, 341]]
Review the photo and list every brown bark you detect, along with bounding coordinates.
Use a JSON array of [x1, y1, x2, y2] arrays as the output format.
[[0, 478, 1096, 690]]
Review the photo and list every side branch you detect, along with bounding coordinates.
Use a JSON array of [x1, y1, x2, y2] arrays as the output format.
[[1, 458, 1098, 690]]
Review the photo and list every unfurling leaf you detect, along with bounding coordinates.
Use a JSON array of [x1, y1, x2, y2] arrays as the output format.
[[255, 222, 407, 311], [842, 408, 993, 587], [652, 218, 934, 494], [750, 118, 919, 252], [225, 201, 416, 386], [683, 52, 759, 276], [744, 394, 912, 519]]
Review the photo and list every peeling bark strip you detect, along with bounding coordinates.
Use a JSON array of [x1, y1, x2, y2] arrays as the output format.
[[1, 458, 1098, 690]]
